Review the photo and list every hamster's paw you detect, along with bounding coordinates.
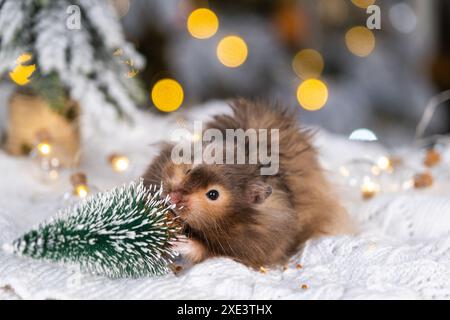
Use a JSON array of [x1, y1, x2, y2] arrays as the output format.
[[172, 236, 207, 264]]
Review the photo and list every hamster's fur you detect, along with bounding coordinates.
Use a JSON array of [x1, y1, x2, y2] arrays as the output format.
[[143, 99, 352, 268]]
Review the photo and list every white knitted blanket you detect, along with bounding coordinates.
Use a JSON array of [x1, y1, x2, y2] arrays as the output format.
[[1, 102, 450, 300]]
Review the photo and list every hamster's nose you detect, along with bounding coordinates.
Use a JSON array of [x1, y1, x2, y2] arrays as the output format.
[[169, 191, 184, 205]]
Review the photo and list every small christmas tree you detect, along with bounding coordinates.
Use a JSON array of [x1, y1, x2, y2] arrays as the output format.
[[0, 0, 145, 118], [4, 180, 179, 278]]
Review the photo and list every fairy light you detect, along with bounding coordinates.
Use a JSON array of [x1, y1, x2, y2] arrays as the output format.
[[109, 154, 130, 172], [71, 173, 90, 199], [74, 185, 89, 198], [296, 79, 328, 111], [187, 8, 219, 39], [402, 178, 415, 191], [42, 157, 61, 181], [377, 156, 394, 173], [345, 26, 376, 57], [424, 148, 441, 168], [34, 129, 54, 157], [371, 165, 381, 176], [340, 159, 383, 199], [48, 170, 59, 180], [339, 166, 350, 177], [37, 142, 52, 156], [338, 88, 450, 199], [413, 172, 433, 189], [217, 35, 248, 68], [361, 177, 379, 200]]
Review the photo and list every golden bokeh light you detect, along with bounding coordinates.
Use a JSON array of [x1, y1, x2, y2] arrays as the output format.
[[151, 79, 184, 112], [217, 36, 248, 68], [292, 49, 324, 79], [351, 0, 376, 9], [187, 8, 219, 39], [296, 79, 329, 111], [345, 26, 376, 57]]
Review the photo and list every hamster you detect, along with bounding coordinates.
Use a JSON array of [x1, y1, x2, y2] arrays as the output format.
[[143, 99, 352, 268]]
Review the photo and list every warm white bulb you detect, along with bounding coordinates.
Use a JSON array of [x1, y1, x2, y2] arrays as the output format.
[[75, 185, 89, 198], [37, 142, 52, 156], [111, 156, 130, 172]]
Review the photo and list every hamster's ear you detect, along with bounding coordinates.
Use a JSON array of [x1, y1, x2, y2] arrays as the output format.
[[246, 181, 272, 204]]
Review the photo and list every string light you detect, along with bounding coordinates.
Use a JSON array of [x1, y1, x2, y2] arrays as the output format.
[[345, 26, 376, 57], [361, 177, 379, 200], [424, 149, 441, 168], [296, 79, 328, 111], [187, 8, 219, 39], [151, 78, 184, 112], [37, 142, 52, 156], [339, 159, 382, 200], [413, 172, 434, 189], [29, 130, 63, 182], [71, 173, 90, 199], [292, 49, 324, 79], [74, 185, 89, 198], [377, 156, 393, 172], [217, 35, 248, 68], [341, 90, 450, 199], [109, 153, 130, 172]]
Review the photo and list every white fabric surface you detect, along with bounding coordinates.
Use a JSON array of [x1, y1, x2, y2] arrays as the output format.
[[1, 102, 450, 300]]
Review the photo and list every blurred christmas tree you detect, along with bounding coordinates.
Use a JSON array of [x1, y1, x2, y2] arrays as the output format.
[[0, 0, 148, 164], [0, 0, 146, 118]]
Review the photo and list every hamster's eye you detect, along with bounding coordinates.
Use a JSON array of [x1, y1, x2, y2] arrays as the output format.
[[206, 190, 219, 201], [185, 169, 191, 175]]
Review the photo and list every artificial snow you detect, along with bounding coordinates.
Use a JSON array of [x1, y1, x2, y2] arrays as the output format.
[[0, 101, 450, 299]]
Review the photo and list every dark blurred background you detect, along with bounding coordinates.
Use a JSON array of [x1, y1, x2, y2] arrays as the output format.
[[110, 0, 450, 145]]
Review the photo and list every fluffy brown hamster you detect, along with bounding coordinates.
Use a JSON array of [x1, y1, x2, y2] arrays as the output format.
[[143, 99, 352, 268]]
